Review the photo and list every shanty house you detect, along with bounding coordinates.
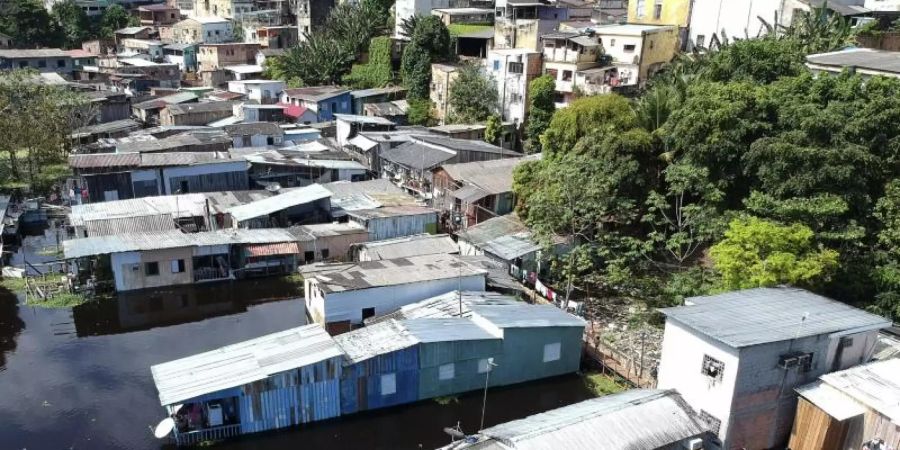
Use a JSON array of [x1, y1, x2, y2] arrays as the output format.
[[225, 183, 332, 228], [457, 214, 546, 273], [160, 101, 237, 126], [352, 233, 456, 262], [150, 325, 344, 446], [334, 114, 396, 148], [656, 287, 892, 449], [333, 320, 421, 415], [281, 86, 352, 122], [790, 358, 900, 450], [225, 122, 284, 148], [62, 228, 301, 291], [346, 206, 439, 241], [441, 389, 710, 450], [289, 222, 369, 264], [300, 254, 487, 333], [244, 150, 368, 187], [227, 79, 285, 104]]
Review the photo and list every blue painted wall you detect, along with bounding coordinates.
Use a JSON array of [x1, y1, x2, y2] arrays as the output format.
[[488, 326, 584, 387], [340, 346, 419, 415], [417, 339, 502, 399], [314, 92, 352, 122]]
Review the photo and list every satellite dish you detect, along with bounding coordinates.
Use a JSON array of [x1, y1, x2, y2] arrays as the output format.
[[154, 417, 176, 439], [443, 427, 466, 439]]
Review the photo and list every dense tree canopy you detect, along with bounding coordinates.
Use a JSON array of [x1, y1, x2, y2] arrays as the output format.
[[525, 75, 555, 152], [447, 62, 497, 123]]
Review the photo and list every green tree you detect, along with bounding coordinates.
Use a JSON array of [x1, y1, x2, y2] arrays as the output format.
[[0, 0, 61, 48], [408, 15, 452, 60], [98, 4, 137, 38], [703, 38, 804, 84], [447, 62, 497, 123], [343, 36, 393, 88], [52, 0, 91, 49], [407, 98, 435, 126], [525, 74, 554, 152], [709, 216, 839, 291], [484, 114, 502, 145], [401, 41, 432, 99], [541, 95, 637, 156], [871, 180, 900, 320]]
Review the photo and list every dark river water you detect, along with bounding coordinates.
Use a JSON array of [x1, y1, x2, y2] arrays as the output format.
[[0, 226, 596, 449]]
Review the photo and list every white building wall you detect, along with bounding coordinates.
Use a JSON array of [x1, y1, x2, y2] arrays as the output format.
[[596, 33, 644, 65], [487, 53, 528, 124], [657, 320, 740, 440], [865, 0, 900, 11], [111, 251, 142, 292], [687, 0, 801, 50], [394, 0, 450, 36], [309, 274, 486, 325], [201, 22, 234, 44]]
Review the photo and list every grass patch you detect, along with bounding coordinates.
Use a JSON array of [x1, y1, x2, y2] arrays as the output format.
[[583, 372, 627, 397], [434, 395, 459, 405], [36, 246, 64, 257], [32, 292, 87, 308], [2, 275, 90, 308], [0, 276, 27, 292], [448, 24, 493, 37]]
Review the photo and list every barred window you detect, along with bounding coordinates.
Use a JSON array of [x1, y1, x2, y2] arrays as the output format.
[[701, 354, 724, 381]]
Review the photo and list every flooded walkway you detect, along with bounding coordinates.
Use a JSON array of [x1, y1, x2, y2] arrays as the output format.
[[0, 231, 596, 449]]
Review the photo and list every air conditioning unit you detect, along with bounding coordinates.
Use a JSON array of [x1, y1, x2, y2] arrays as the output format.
[[779, 355, 799, 369], [683, 438, 704, 450], [131, 264, 140, 271]]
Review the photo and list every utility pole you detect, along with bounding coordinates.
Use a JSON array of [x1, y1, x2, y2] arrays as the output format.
[[480, 358, 498, 431]]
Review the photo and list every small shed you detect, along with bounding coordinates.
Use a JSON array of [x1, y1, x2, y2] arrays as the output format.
[[352, 233, 457, 261], [225, 184, 332, 228], [347, 205, 439, 241], [150, 325, 344, 446]]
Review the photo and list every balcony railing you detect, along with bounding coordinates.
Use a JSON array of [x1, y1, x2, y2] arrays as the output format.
[[174, 423, 242, 446]]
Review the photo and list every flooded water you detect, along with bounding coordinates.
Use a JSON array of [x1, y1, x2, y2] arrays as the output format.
[[0, 227, 596, 450]]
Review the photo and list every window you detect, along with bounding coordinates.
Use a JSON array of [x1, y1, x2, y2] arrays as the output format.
[[635, 0, 645, 18], [699, 410, 721, 437], [508, 61, 523, 74], [170, 259, 185, 273], [330, 101, 337, 111], [179, 180, 189, 194], [38, 60, 47, 68], [545, 68, 558, 79], [57, 59, 65, 67], [362, 307, 375, 320], [321, 249, 329, 259], [304, 251, 315, 262], [19, 61, 28, 68], [653, 0, 663, 19], [492, 60, 500, 71], [543, 342, 561, 362], [696, 35, 706, 48], [610, 38, 616, 47], [215, 30, 220, 35], [701, 354, 724, 381], [623, 44, 636, 52], [561, 70, 573, 81], [145, 262, 160, 276], [439, 363, 455, 380], [381, 373, 396, 395], [478, 358, 492, 373]]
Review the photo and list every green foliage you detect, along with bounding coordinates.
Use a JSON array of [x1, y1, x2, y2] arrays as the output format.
[[541, 95, 636, 156], [343, 36, 393, 89], [871, 180, 900, 320], [484, 115, 502, 145], [401, 41, 432, 99], [583, 373, 626, 396], [407, 98, 435, 126], [704, 38, 804, 84], [99, 4, 137, 38], [447, 62, 497, 123], [408, 15, 452, 60], [51, 0, 91, 48], [525, 74, 554, 152], [0, 0, 61, 48], [710, 216, 839, 291], [447, 23, 492, 37]]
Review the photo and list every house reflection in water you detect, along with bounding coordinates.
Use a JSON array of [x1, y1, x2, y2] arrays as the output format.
[[72, 278, 305, 337]]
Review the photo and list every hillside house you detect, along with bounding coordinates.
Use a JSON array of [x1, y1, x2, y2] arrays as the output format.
[[281, 86, 353, 122]]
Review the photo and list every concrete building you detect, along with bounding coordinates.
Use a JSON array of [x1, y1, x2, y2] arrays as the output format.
[[300, 254, 487, 332], [243, 25, 299, 48], [119, 38, 165, 61], [593, 23, 679, 87], [540, 31, 609, 106], [163, 43, 198, 72], [227, 79, 285, 103], [0, 49, 73, 74], [281, 86, 352, 122], [173, 17, 234, 44], [225, 122, 284, 147], [295, 0, 335, 36], [198, 43, 260, 72], [806, 48, 900, 79], [430, 63, 461, 124], [493, 0, 593, 52], [394, 0, 494, 37], [790, 358, 900, 450], [487, 48, 542, 124], [138, 3, 181, 25], [443, 389, 709, 450], [657, 287, 891, 449], [289, 222, 370, 263], [627, 0, 691, 41]]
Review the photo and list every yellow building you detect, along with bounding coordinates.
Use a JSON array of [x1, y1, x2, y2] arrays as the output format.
[[627, 0, 691, 28], [429, 63, 460, 124]]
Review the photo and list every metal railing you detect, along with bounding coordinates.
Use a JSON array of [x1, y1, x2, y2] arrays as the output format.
[[174, 423, 242, 446]]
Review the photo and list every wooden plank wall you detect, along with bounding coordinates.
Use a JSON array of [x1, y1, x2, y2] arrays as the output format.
[[787, 398, 848, 450]]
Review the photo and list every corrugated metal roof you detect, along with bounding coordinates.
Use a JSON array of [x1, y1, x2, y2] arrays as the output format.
[[333, 113, 395, 125], [69, 194, 210, 226], [816, 358, 900, 421], [380, 141, 457, 170], [151, 324, 342, 405], [472, 304, 586, 329], [468, 389, 707, 450], [227, 184, 331, 222], [347, 205, 437, 220], [298, 254, 487, 294], [63, 228, 298, 258], [402, 318, 500, 343], [245, 241, 301, 256], [288, 222, 368, 240], [452, 185, 489, 203], [796, 380, 867, 421], [282, 86, 348, 102], [358, 234, 457, 260], [806, 48, 900, 75], [412, 135, 519, 156], [324, 179, 420, 212], [333, 319, 418, 364], [68, 152, 142, 169], [366, 291, 520, 324], [458, 214, 542, 261], [82, 213, 176, 237], [661, 287, 891, 348], [440, 154, 541, 196]]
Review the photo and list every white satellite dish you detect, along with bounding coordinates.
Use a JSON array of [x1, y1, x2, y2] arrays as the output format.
[[154, 417, 176, 439]]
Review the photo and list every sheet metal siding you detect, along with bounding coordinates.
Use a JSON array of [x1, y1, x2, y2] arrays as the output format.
[[237, 356, 342, 434], [419, 357, 490, 399], [365, 214, 438, 241], [416, 338, 501, 399], [490, 327, 584, 387], [340, 347, 419, 414], [166, 170, 250, 194], [85, 172, 135, 202]]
